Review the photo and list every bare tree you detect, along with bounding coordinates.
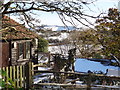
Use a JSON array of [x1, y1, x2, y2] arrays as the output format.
[[1, 0, 99, 29], [68, 29, 102, 58]]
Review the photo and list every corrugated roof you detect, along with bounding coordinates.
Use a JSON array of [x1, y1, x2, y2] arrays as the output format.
[[0, 16, 39, 40]]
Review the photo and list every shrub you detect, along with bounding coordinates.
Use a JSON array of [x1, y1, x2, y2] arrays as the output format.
[[37, 38, 48, 52]]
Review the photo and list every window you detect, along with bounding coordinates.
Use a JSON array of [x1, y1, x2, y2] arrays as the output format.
[[26, 42, 30, 59], [17, 41, 31, 60], [18, 43, 24, 59]]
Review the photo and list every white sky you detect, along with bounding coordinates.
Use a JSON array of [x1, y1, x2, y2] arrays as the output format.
[[33, 0, 119, 27], [5, 0, 120, 27]]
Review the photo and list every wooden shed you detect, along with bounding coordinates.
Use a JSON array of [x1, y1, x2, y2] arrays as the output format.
[[0, 16, 39, 67]]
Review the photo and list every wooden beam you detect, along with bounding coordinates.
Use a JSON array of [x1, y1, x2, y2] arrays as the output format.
[[33, 70, 88, 76], [33, 83, 87, 87], [33, 70, 120, 79], [64, 78, 80, 84], [33, 63, 47, 68], [33, 83, 120, 89]]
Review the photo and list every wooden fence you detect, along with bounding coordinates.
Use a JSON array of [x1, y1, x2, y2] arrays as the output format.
[[1, 62, 34, 89], [1, 61, 120, 89], [33, 70, 120, 89]]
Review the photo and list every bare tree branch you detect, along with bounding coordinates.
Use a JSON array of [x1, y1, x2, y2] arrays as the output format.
[[1, 0, 100, 28]]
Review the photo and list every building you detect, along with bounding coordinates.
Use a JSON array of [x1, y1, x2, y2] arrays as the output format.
[[0, 16, 39, 67]]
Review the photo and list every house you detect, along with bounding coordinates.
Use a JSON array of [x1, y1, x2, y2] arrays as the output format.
[[0, 16, 39, 67]]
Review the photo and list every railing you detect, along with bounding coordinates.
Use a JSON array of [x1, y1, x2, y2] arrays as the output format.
[[0, 62, 34, 89], [33, 69, 120, 89]]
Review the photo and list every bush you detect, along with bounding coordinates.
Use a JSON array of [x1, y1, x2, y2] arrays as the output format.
[[37, 38, 48, 52]]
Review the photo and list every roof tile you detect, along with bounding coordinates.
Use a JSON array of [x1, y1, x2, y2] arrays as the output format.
[[1, 16, 39, 40]]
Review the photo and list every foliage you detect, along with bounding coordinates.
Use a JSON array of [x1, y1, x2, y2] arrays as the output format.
[[68, 8, 120, 60], [37, 37, 48, 53], [0, 70, 14, 89], [68, 29, 101, 58], [95, 8, 120, 60]]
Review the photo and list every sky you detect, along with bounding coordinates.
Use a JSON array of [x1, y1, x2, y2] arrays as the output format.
[[5, 0, 120, 27], [32, 0, 119, 27]]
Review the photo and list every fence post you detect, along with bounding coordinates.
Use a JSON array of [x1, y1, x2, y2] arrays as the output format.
[[25, 62, 33, 89], [87, 74, 92, 90], [19, 65, 23, 88], [13, 66, 16, 88], [6, 67, 9, 88], [29, 62, 33, 88], [16, 66, 19, 88], [25, 62, 29, 89], [23, 65, 26, 88]]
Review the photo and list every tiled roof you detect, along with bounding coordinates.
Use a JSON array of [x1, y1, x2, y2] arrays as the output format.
[[0, 16, 39, 40]]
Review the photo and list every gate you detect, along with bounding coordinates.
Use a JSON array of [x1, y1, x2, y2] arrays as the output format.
[[0, 62, 34, 89]]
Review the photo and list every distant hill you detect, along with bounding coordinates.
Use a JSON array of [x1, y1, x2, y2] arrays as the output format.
[[36, 25, 77, 31]]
